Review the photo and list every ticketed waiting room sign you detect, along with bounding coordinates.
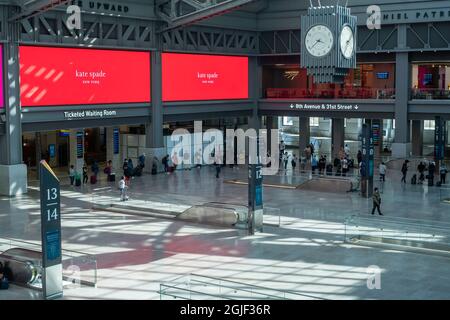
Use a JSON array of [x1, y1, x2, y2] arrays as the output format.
[[19, 46, 151, 107]]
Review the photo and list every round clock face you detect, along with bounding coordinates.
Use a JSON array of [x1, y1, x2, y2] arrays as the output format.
[[305, 25, 334, 58], [340, 25, 355, 59]]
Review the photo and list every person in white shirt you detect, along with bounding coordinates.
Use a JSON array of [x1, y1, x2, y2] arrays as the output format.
[[344, 144, 350, 157], [119, 176, 128, 201], [379, 162, 387, 182]]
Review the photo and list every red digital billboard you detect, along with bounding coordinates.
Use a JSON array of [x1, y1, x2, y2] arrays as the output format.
[[19, 46, 150, 107], [162, 53, 248, 102]]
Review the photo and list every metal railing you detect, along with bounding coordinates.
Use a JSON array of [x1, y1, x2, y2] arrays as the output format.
[[159, 273, 325, 300], [411, 88, 450, 100], [0, 237, 98, 288], [265, 87, 395, 100], [344, 215, 450, 254]]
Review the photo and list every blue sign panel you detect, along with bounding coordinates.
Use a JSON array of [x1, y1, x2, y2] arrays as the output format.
[[435, 117, 446, 161], [46, 230, 61, 261], [113, 128, 120, 155], [49, 144, 55, 158]]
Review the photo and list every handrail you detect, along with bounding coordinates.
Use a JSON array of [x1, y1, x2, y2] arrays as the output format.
[[345, 214, 450, 230], [189, 273, 326, 300], [159, 283, 240, 300], [0, 237, 96, 260]]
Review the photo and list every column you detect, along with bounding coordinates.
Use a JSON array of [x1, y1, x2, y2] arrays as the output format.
[[266, 116, 278, 157], [411, 120, 424, 157], [106, 127, 121, 175], [69, 130, 84, 174], [332, 118, 345, 159], [372, 119, 382, 159], [299, 117, 310, 152], [392, 27, 411, 158], [0, 8, 27, 196], [144, 50, 165, 172]]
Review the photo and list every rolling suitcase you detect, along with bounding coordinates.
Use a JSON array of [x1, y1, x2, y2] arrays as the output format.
[[90, 175, 97, 184]]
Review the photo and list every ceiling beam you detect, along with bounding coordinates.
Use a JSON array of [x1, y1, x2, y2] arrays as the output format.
[[9, 0, 72, 22], [159, 0, 259, 33]]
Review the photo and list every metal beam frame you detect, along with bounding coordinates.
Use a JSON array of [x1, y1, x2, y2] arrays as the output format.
[[9, 0, 72, 22], [157, 0, 259, 33]]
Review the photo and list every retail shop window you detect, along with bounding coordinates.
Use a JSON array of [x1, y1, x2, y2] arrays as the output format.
[[424, 120, 435, 131], [310, 117, 320, 127], [411, 63, 450, 100], [262, 62, 395, 100]]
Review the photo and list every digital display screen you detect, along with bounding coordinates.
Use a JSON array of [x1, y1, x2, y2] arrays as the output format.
[[19, 46, 151, 107], [0, 44, 3, 109], [423, 73, 433, 86], [376, 72, 389, 79], [162, 53, 249, 102], [76, 132, 83, 158], [113, 128, 120, 155], [46, 230, 61, 261]]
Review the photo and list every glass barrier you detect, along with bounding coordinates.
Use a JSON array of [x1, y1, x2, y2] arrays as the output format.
[[440, 187, 450, 205], [344, 215, 450, 253], [411, 88, 450, 100], [265, 88, 395, 100], [0, 237, 97, 288], [159, 274, 324, 300]]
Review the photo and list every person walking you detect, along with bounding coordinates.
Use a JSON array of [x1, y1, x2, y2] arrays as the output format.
[[291, 155, 297, 172], [69, 165, 75, 185], [282, 152, 289, 170], [371, 188, 383, 215], [82, 164, 88, 184], [118, 176, 128, 201], [440, 163, 448, 185], [401, 160, 409, 183], [379, 162, 387, 182], [357, 150, 362, 166], [215, 161, 221, 179]]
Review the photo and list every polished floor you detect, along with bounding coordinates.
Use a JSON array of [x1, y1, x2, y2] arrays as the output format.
[[1, 164, 450, 300]]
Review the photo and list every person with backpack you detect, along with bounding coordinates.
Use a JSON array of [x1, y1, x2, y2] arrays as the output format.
[[418, 161, 426, 184], [401, 160, 409, 184], [371, 188, 383, 215]]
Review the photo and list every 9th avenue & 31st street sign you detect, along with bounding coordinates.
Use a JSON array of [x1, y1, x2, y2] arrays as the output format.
[[290, 103, 360, 111]]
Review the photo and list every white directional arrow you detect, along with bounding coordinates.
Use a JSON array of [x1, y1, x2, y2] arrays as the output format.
[[290, 104, 294, 109], [354, 105, 359, 110]]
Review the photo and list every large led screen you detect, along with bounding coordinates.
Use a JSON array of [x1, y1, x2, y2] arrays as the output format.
[[19, 46, 150, 107], [162, 53, 248, 102]]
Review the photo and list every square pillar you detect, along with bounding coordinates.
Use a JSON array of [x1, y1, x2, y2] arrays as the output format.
[[299, 117, 310, 152], [411, 120, 424, 157], [392, 50, 411, 158], [332, 118, 345, 159], [0, 11, 27, 196]]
